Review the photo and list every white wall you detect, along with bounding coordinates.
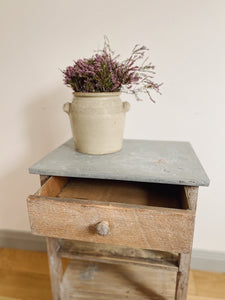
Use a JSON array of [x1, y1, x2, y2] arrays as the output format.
[[0, 0, 224, 252]]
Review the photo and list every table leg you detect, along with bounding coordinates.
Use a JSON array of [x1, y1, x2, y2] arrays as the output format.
[[175, 253, 191, 300], [175, 186, 199, 299], [46, 237, 63, 300]]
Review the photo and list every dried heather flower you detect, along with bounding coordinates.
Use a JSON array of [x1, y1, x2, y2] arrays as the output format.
[[62, 37, 162, 102]]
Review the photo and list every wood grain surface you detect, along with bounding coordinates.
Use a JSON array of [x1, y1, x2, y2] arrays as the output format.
[[61, 259, 177, 300], [57, 178, 185, 209], [27, 194, 194, 253], [27, 176, 194, 253]]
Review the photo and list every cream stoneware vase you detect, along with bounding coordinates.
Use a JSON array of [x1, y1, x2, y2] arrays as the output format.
[[63, 92, 130, 155]]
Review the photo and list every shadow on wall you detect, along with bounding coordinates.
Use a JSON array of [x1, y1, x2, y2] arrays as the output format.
[[0, 88, 71, 230]]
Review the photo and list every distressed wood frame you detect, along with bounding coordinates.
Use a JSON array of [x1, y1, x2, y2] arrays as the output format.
[[30, 175, 198, 300]]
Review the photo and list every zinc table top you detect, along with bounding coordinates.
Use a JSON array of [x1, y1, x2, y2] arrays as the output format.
[[29, 139, 209, 187]]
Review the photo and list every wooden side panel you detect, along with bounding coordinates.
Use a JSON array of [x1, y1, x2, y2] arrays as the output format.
[[27, 196, 195, 253], [39, 176, 68, 198], [61, 259, 177, 300]]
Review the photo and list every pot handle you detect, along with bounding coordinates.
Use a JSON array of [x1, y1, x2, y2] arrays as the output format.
[[63, 102, 71, 115], [123, 101, 130, 113]]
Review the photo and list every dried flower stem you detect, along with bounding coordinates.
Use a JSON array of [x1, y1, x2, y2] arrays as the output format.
[[63, 37, 162, 102]]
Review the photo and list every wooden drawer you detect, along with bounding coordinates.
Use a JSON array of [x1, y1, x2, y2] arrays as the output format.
[[27, 176, 195, 253]]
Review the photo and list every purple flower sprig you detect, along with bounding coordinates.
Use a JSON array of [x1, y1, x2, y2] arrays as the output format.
[[63, 37, 162, 102]]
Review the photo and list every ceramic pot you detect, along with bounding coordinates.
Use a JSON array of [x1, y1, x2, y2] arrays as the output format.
[[63, 92, 130, 154]]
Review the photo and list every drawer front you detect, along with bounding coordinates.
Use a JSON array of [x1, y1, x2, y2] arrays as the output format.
[[27, 194, 195, 253]]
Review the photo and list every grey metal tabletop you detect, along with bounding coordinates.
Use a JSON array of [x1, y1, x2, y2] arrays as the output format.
[[29, 139, 210, 186]]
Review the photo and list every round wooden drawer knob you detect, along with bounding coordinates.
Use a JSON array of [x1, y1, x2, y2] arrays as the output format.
[[96, 221, 110, 236]]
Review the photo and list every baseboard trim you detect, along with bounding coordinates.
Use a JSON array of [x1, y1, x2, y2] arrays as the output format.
[[191, 248, 225, 273], [1, 230, 225, 272], [0, 230, 46, 252]]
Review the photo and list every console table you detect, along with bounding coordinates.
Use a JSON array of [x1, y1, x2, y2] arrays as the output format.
[[27, 139, 209, 300]]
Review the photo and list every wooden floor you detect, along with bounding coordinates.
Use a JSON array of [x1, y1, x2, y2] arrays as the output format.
[[0, 248, 224, 300]]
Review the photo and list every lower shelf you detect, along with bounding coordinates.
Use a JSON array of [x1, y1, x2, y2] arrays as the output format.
[[60, 259, 177, 300]]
